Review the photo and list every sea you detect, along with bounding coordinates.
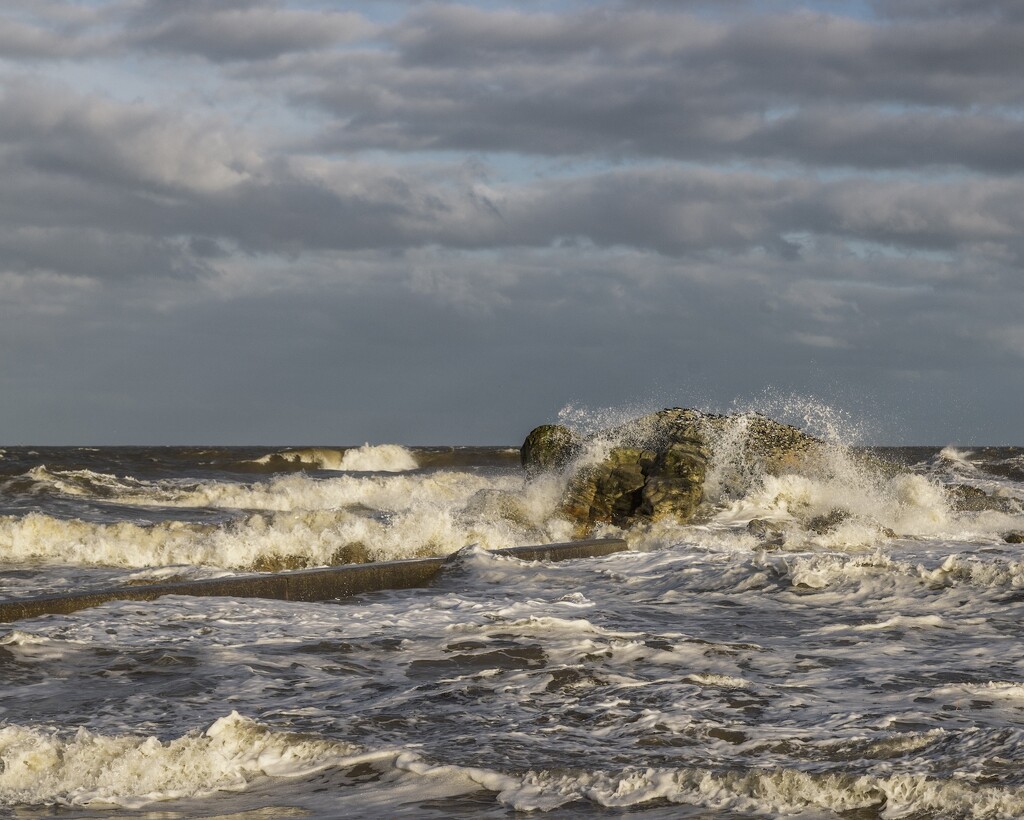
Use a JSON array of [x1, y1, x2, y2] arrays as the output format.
[[2, 408, 1024, 818]]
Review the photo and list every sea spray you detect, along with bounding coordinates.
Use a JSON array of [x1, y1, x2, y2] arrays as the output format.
[[252, 444, 419, 472]]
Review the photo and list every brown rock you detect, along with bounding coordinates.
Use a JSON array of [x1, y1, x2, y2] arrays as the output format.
[[525, 407, 827, 530], [639, 440, 707, 521], [560, 447, 655, 525], [806, 509, 851, 534], [520, 424, 580, 472]]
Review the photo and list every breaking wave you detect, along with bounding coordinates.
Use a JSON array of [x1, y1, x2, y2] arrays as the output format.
[[497, 764, 1024, 816], [5, 712, 1024, 817], [555, 405, 1022, 552], [1, 405, 1020, 577], [0, 472, 572, 571], [251, 444, 418, 472], [0, 712, 380, 809]]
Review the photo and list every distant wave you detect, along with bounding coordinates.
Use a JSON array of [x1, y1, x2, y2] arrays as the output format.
[[0, 469, 569, 570], [252, 444, 418, 472], [19, 465, 146, 498]]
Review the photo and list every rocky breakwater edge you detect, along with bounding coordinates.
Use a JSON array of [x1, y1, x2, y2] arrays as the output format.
[[520, 408, 1024, 548]]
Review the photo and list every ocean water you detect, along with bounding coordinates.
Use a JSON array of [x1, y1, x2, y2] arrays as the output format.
[[2, 425, 1024, 818]]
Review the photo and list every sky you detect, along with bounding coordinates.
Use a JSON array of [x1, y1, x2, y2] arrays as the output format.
[[1, 0, 1023, 445]]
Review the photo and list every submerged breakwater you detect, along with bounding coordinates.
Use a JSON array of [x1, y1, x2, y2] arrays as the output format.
[[0, 538, 627, 622], [2, 428, 1024, 817]]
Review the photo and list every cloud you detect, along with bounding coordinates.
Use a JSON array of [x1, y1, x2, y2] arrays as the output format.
[[3, 79, 1023, 281], [0, 80, 262, 194], [0, 2, 112, 60], [267, 4, 1024, 172], [124, 2, 377, 62], [869, 0, 1024, 21], [0, 0, 1022, 442]]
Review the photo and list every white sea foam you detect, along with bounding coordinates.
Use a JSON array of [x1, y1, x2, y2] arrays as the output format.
[[0, 630, 51, 647], [0, 712, 386, 809], [253, 444, 418, 472], [20, 465, 563, 522], [5, 526, 1024, 817], [21, 465, 147, 497], [939, 446, 978, 472], [496, 765, 1024, 816], [0, 470, 573, 569], [551, 402, 999, 549], [6, 445, 1021, 577], [23, 716, 973, 818], [917, 553, 1024, 589]]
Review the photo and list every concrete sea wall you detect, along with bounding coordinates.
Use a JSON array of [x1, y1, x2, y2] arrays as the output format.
[[0, 539, 628, 623]]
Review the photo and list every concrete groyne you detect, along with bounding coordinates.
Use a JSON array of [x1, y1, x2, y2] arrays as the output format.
[[0, 538, 628, 623]]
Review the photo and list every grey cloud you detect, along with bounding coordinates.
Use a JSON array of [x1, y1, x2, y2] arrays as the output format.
[[1, 0, 375, 64], [391, 5, 718, 64], [745, 109, 1024, 174], [7, 2, 1024, 171], [3, 84, 1023, 274], [281, 5, 1024, 171], [814, 179, 1023, 251], [0, 6, 113, 59], [0, 80, 262, 195], [122, 1, 376, 61], [0, 227, 214, 281], [3, 0, 1024, 446], [0, 16, 84, 58], [869, 0, 1024, 20], [386, 5, 1024, 103], [115, 162, 1024, 263]]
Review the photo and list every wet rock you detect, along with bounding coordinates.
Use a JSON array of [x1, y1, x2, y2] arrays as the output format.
[[638, 440, 707, 522], [806, 509, 851, 535], [561, 447, 655, 526], [330, 542, 372, 565], [747, 518, 785, 547], [600, 407, 822, 477], [946, 484, 988, 510], [523, 407, 823, 530], [249, 553, 310, 572], [520, 424, 580, 472], [946, 484, 1019, 514], [1004, 531, 1024, 544]]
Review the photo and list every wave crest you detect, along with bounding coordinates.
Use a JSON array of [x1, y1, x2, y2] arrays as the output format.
[[253, 444, 418, 472], [0, 712, 379, 809]]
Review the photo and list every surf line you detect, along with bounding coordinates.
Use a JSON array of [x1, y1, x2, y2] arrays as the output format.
[[0, 539, 628, 623]]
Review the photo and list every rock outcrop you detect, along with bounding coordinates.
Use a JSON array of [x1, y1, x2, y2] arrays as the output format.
[[520, 424, 580, 472], [946, 484, 1020, 514], [523, 408, 824, 530]]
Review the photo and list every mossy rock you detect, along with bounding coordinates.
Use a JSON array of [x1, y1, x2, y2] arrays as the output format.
[[639, 440, 707, 521], [330, 543, 372, 565], [560, 447, 654, 525], [249, 553, 310, 572], [806, 509, 851, 534], [521, 424, 580, 472], [523, 407, 834, 530], [947, 484, 1020, 514]]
